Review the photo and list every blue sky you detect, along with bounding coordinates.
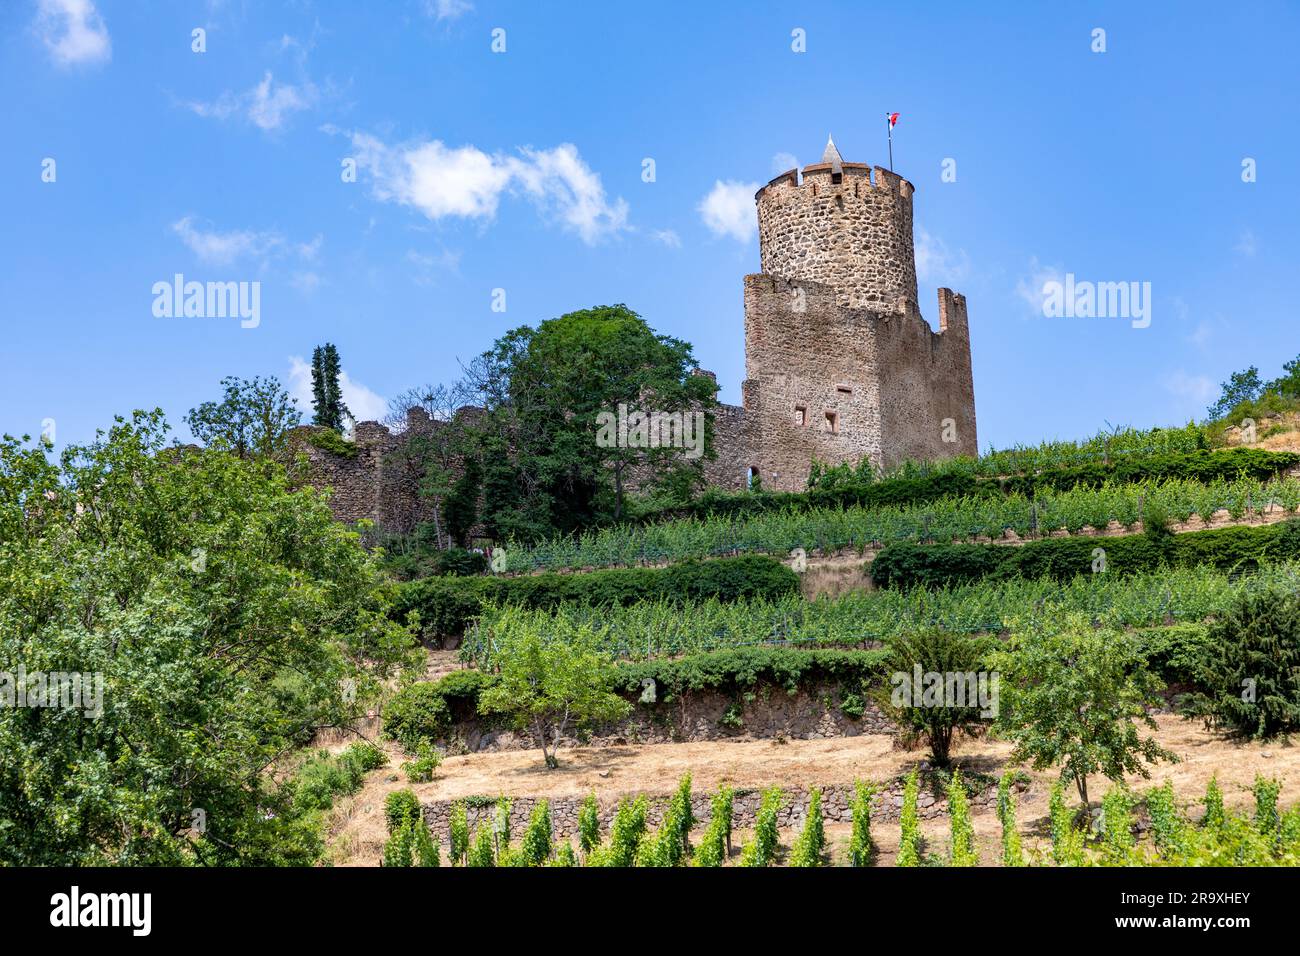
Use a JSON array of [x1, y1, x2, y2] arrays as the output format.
[[2, 0, 1297, 455]]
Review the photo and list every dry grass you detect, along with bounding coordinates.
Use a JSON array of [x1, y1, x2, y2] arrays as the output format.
[[326, 714, 1297, 866]]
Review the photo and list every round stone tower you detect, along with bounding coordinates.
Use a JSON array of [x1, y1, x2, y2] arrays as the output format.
[[755, 136, 918, 310]]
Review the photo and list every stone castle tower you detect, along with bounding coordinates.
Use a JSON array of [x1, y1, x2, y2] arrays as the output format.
[[702, 137, 978, 491], [297, 137, 980, 528]]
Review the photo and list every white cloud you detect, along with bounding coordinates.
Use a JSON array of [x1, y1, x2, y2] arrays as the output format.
[[697, 180, 760, 242], [1235, 229, 1257, 257], [771, 152, 799, 174], [188, 72, 318, 131], [172, 217, 321, 268], [651, 229, 681, 248], [288, 356, 388, 426], [1163, 370, 1216, 405], [1014, 256, 1065, 314], [172, 217, 283, 266], [914, 226, 970, 285], [423, 0, 473, 20], [343, 132, 628, 244], [36, 0, 110, 67]]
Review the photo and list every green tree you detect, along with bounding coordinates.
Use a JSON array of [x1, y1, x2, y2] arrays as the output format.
[[879, 629, 993, 766], [476, 609, 631, 768], [1207, 365, 1263, 421], [184, 375, 301, 459], [311, 343, 351, 432], [1185, 588, 1300, 738], [461, 305, 717, 538], [1266, 354, 1300, 399], [0, 411, 411, 865], [992, 615, 1176, 806]]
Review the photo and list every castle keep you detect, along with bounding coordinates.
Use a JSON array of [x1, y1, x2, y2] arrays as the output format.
[[300, 138, 978, 525], [700, 137, 978, 491]]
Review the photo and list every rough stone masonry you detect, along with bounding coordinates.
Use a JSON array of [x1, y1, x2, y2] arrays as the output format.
[[297, 137, 978, 524]]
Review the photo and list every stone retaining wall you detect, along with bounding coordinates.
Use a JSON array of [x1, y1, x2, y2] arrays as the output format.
[[449, 680, 894, 754], [420, 773, 1008, 844]]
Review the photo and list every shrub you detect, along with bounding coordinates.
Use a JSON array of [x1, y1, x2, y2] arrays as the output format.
[[1254, 775, 1281, 839], [411, 818, 441, 867], [382, 824, 414, 867], [402, 743, 442, 783], [947, 771, 977, 866], [1146, 781, 1184, 857], [384, 790, 422, 835], [519, 800, 554, 866], [1184, 588, 1300, 738], [550, 842, 578, 867], [739, 788, 782, 867], [600, 796, 648, 867], [578, 793, 601, 856], [466, 827, 495, 867], [434, 547, 489, 577], [306, 426, 358, 459], [1202, 776, 1226, 832], [839, 691, 866, 720], [383, 683, 452, 751], [1049, 780, 1085, 866], [872, 519, 1300, 590], [1102, 788, 1135, 865], [615, 646, 889, 704], [694, 787, 733, 868], [292, 743, 385, 814], [896, 770, 922, 867], [879, 629, 992, 766], [392, 554, 800, 638], [848, 781, 875, 867], [789, 789, 826, 867], [449, 802, 470, 865], [996, 772, 1024, 867]]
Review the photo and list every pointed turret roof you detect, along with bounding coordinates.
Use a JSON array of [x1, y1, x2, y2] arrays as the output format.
[[821, 135, 844, 167]]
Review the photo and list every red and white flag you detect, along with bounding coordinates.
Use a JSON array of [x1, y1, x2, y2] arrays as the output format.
[[888, 112, 900, 128]]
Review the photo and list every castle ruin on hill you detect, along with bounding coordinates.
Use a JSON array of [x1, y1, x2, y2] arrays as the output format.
[[297, 137, 978, 528]]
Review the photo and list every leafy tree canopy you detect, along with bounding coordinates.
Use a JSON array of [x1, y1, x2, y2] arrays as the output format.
[[184, 375, 301, 459], [0, 411, 412, 865]]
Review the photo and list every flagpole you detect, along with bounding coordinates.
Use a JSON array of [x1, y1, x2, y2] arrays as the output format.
[[886, 113, 894, 171]]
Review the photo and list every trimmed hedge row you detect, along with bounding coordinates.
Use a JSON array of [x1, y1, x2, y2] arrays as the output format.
[[382, 627, 1212, 749], [380, 646, 890, 748], [999, 447, 1299, 496], [391, 555, 801, 638], [630, 448, 1299, 525], [870, 519, 1300, 590]]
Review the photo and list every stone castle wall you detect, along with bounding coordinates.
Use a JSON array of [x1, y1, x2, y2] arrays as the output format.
[[300, 143, 978, 519]]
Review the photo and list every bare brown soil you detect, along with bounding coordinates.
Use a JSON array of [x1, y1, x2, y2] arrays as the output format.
[[325, 714, 1297, 866]]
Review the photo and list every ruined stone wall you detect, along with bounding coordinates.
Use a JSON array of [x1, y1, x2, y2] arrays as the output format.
[[756, 163, 918, 310], [291, 408, 445, 532], [873, 288, 978, 468]]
